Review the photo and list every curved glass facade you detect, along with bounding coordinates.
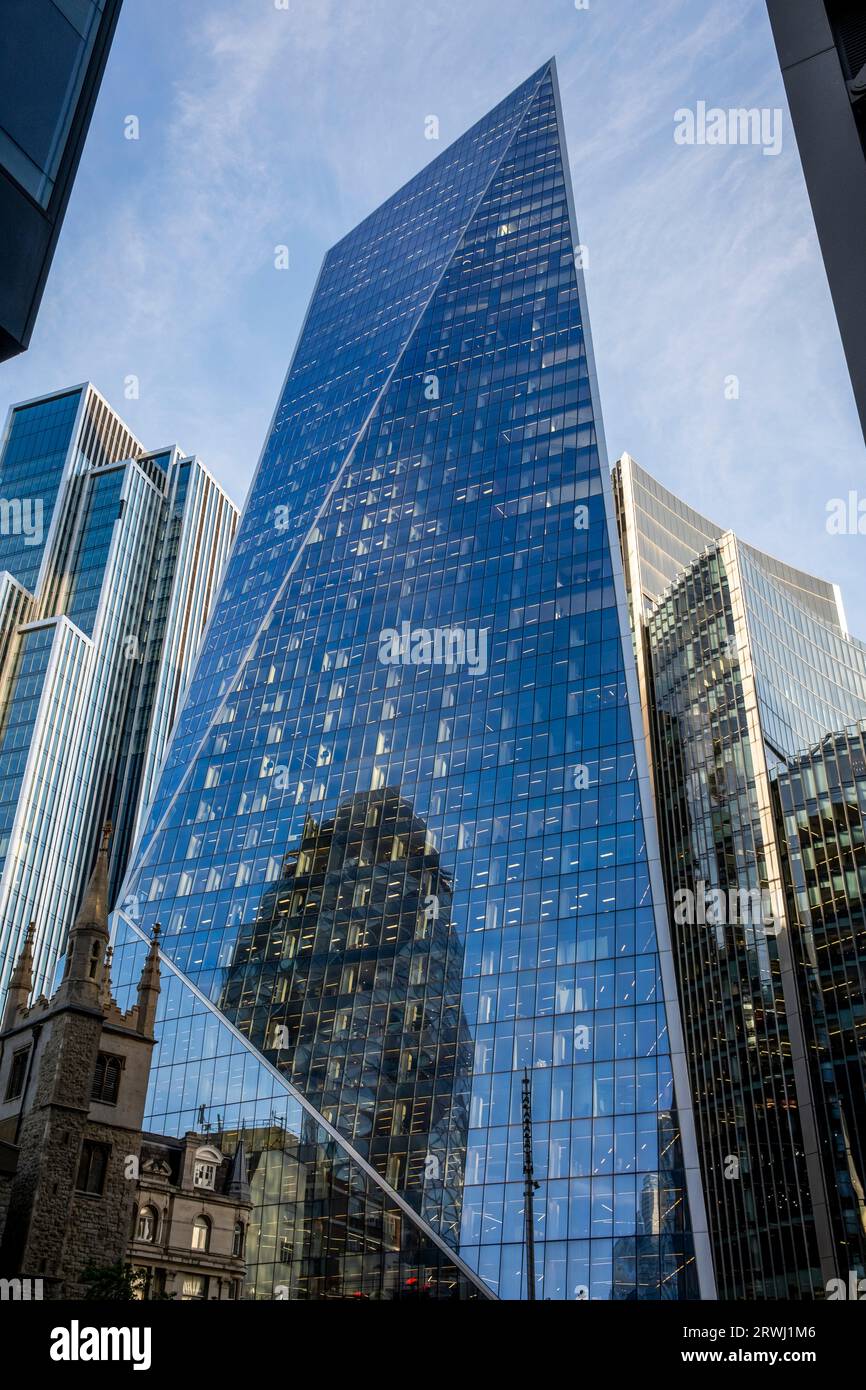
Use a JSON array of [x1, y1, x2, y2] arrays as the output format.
[[614, 454, 866, 1299], [775, 723, 866, 1284], [112, 63, 711, 1301]]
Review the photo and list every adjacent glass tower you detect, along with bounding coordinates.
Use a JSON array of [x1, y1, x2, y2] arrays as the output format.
[[0, 384, 238, 1007], [614, 452, 866, 1298], [774, 723, 866, 1283], [111, 62, 713, 1301]]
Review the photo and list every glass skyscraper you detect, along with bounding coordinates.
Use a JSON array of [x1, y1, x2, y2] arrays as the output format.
[[111, 61, 713, 1301], [0, 384, 238, 1007], [614, 452, 866, 1298], [774, 723, 866, 1284]]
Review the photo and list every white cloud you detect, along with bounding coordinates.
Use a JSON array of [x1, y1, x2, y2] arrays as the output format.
[[1, 0, 862, 629]]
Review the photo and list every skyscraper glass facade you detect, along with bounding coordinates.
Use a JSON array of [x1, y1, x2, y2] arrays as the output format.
[[109, 447, 238, 900], [0, 386, 238, 1008], [775, 722, 866, 1283], [614, 453, 866, 1299], [0, 388, 82, 591], [112, 63, 712, 1301]]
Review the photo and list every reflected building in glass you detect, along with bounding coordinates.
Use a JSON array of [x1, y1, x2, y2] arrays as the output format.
[[0, 384, 237, 1007], [614, 452, 866, 1298], [111, 61, 713, 1301], [218, 787, 473, 1246]]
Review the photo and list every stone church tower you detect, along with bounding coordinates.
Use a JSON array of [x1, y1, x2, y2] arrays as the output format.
[[0, 825, 160, 1297]]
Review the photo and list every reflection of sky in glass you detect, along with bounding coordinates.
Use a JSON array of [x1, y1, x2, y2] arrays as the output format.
[[0, 391, 81, 593], [643, 497, 866, 1298], [112, 919, 487, 1302], [112, 63, 700, 1300]]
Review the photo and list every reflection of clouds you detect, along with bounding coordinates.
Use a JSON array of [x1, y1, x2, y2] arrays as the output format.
[[3, 1, 860, 632]]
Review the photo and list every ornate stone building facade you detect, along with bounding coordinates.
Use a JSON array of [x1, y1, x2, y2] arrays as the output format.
[[0, 826, 250, 1300], [129, 1130, 251, 1300]]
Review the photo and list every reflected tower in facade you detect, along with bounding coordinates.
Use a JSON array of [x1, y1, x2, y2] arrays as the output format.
[[111, 62, 713, 1300], [219, 788, 472, 1245]]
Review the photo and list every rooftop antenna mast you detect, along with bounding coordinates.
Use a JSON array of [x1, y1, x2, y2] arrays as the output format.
[[522, 1067, 540, 1301]]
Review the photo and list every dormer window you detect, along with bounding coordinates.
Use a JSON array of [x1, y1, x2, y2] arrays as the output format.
[[193, 1146, 222, 1189], [194, 1161, 216, 1189]]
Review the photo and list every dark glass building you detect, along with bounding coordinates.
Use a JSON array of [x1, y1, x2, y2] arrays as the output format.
[[0, 0, 123, 360], [615, 453, 866, 1298], [766, 0, 866, 442], [774, 723, 866, 1286], [110, 62, 714, 1300]]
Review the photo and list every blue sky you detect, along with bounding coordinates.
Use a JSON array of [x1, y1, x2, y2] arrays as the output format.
[[3, 0, 865, 630]]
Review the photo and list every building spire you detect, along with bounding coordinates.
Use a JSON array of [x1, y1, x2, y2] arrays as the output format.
[[79, 822, 111, 933], [2, 921, 36, 1029], [136, 922, 161, 1037], [58, 822, 112, 1006], [225, 1134, 250, 1202]]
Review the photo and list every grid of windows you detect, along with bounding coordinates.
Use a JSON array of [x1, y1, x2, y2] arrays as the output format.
[[775, 723, 866, 1277], [0, 626, 57, 870], [0, 384, 237, 1010], [646, 547, 824, 1298], [110, 454, 237, 898], [218, 787, 472, 1245], [110, 932, 488, 1302], [0, 391, 81, 593], [112, 64, 702, 1301], [0, 0, 109, 208], [66, 466, 125, 637], [616, 453, 866, 1299], [135, 63, 554, 849]]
